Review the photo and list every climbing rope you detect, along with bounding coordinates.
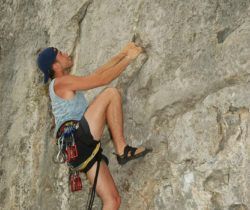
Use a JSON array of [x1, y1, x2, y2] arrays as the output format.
[[86, 156, 101, 210]]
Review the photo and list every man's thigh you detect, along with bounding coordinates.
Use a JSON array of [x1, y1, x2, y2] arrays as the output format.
[[84, 89, 112, 140]]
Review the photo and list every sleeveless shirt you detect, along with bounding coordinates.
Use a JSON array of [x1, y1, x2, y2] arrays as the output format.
[[49, 79, 88, 136]]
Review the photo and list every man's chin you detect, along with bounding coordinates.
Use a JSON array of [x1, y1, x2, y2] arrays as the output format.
[[63, 69, 71, 74], [69, 61, 73, 68]]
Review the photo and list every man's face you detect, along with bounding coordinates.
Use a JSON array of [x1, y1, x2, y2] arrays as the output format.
[[55, 50, 73, 69]]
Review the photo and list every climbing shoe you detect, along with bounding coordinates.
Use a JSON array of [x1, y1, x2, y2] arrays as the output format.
[[115, 145, 152, 165]]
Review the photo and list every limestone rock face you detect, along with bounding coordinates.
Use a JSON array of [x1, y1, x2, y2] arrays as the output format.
[[0, 0, 250, 209]]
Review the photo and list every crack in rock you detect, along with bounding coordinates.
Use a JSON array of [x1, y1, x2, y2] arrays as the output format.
[[217, 27, 231, 44], [117, 52, 149, 100], [214, 105, 249, 155], [70, 0, 93, 74], [229, 203, 248, 210]]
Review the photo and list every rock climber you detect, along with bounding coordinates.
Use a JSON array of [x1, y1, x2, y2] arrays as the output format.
[[36, 42, 151, 210]]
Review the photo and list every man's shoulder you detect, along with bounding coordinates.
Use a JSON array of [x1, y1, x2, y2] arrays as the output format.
[[53, 76, 76, 98]]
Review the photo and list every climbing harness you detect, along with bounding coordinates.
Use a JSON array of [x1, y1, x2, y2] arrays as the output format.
[[54, 120, 102, 210], [69, 143, 100, 171]]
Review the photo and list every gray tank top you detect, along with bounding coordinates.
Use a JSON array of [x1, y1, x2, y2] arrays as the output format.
[[49, 79, 88, 135]]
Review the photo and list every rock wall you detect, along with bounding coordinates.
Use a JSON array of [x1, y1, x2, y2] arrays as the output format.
[[0, 0, 250, 209]]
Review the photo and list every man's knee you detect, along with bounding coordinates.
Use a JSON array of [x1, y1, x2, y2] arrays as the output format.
[[111, 193, 121, 209], [104, 193, 121, 209], [104, 87, 121, 98]]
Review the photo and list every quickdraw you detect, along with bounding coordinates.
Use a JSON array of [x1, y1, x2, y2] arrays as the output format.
[[70, 170, 83, 192]]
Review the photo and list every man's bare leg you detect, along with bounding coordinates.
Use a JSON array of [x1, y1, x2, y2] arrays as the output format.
[[86, 161, 121, 210], [82, 44, 145, 209], [84, 87, 126, 154], [84, 87, 145, 155]]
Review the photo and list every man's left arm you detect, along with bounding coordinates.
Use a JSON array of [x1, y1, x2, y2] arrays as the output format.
[[94, 52, 127, 75]]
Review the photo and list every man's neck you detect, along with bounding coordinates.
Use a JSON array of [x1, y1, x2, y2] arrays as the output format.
[[55, 70, 66, 78]]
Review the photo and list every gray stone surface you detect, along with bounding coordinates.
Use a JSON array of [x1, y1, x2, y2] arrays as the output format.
[[0, 0, 250, 209]]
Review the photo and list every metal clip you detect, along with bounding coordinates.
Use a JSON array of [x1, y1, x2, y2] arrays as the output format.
[[54, 136, 66, 163]]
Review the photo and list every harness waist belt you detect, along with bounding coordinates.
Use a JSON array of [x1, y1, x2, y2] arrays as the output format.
[[70, 143, 101, 172]]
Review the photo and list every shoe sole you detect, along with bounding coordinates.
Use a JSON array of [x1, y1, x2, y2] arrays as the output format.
[[118, 148, 153, 165]]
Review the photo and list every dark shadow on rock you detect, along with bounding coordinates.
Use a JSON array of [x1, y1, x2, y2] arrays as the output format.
[[217, 28, 231, 44]]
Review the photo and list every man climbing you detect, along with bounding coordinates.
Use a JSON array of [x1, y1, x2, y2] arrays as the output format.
[[37, 42, 151, 210]]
